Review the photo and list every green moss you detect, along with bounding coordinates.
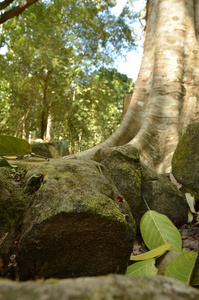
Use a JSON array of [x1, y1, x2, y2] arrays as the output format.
[[172, 123, 199, 191], [0, 167, 31, 232], [119, 162, 141, 188], [172, 133, 192, 176], [84, 193, 124, 222], [1, 159, 133, 235], [40, 278, 60, 284]]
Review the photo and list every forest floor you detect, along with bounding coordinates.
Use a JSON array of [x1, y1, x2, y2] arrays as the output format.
[[180, 223, 199, 253]]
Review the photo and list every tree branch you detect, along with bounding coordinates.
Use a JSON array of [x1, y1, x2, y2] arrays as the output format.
[[0, 0, 39, 24], [0, 0, 15, 10]]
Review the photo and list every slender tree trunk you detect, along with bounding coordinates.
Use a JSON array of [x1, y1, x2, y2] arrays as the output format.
[[46, 112, 52, 142], [77, 132, 82, 153], [41, 92, 48, 140], [68, 0, 199, 174], [41, 110, 47, 140], [40, 70, 52, 140], [22, 121, 26, 139], [15, 100, 33, 138]]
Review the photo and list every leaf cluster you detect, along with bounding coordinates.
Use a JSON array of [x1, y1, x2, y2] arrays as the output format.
[[126, 210, 199, 286]]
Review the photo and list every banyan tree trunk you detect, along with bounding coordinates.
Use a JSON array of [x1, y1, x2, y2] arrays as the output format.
[[66, 0, 199, 174]]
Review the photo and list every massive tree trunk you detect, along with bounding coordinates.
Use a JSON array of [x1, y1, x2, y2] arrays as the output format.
[[66, 0, 199, 174]]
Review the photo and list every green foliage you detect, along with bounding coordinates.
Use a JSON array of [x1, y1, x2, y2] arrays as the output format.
[[191, 259, 199, 286], [0, 157, 11, 167], [126, 210, 199, 286], [165, 251, 197, 285], [126, 258, 158, 277], [0, 0, 136, 151], [54, 67, 134, 152], [140, 210, 182, 252]]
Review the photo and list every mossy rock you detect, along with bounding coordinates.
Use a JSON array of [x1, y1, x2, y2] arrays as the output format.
[[93, 144, 144, 230], [0, 167, 32, 278], [93, 144, 188, 229], [0, 167, 31, 235], [12, 159, 135, 280], [141, 164, 188, 228], [31, 141, 69, 158], [172, 122, 199, 192]]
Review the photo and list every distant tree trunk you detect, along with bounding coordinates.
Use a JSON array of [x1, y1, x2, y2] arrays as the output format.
[[41, 109, 48, 140], [22, 121, 26, 139], [15, 100, 32, 139], [46, 112, 52, 142], [40, 70, 52, 140], [41, 107, 52, 141], [70, 0, 199, 174]]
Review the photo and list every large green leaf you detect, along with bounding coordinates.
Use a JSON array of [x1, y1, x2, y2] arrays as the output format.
[[140, 210, 182, 252], [130, 241, 171, 261], [165, 251, 197, 285], [156, 251, 182, 275], [0, 135, 32, 156], [0, 158, 12, 167], [190, 259, 199, 286], [126, 258, 158, 277]]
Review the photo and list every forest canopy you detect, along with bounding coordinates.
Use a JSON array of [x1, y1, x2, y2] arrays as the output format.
[[0, 0, 140, 153]]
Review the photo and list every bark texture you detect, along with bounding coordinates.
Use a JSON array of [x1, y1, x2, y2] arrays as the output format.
[[70, 0, 199, 174]]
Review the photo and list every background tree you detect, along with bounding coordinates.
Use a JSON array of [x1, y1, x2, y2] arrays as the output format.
[[73, 0, 199, 174], [55, 67, 134, 153], [0, 0, 135, 152]]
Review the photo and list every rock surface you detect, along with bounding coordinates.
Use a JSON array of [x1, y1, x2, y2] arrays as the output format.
[[172, 122, 199, 192], [141, 165, 188, 228], [0, 168, 29, 234], [94, 144, 188, 229], [2, 159, 135, 280], [94, 145, 143, 229], [0, 275, 199, 300], [31, 141, 69, 158], [0, 137, 191, 282], [0, 167, 31, 279]]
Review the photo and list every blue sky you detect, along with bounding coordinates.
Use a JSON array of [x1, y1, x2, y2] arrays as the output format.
[[112, 0, 146, 81]]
